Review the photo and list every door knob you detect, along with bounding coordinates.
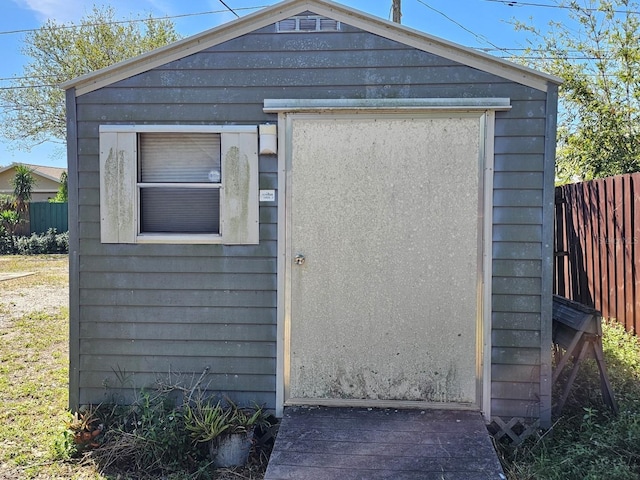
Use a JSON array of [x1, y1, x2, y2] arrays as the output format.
[[294, 254, 305, 265]]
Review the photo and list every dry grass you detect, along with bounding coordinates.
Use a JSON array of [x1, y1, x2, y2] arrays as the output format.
[[0, 254, 68, 287], [0, 255, 104, 479]]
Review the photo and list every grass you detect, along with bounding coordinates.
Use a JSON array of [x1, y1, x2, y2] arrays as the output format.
[[0, 255, 104, 479], [0, 254, 68, 287], [499, 320, 640, 480]]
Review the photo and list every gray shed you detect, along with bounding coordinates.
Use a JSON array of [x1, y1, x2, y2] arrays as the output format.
[[63, 0, 560, 432]]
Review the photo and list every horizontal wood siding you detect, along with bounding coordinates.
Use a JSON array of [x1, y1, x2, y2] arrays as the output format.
[[71, 21, 550, 418], [492, 127, 546, 420]]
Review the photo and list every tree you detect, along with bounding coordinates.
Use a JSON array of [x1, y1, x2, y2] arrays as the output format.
[[11, 164, 36, 215], [0, 6, 180, 150], [513, 0, 640, 183], [0, 210, 22, 236], [51, 171, 68, 203]]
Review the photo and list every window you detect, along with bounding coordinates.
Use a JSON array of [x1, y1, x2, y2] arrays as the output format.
[[99, 125, 259, 245], [139, 133, 221, 234]]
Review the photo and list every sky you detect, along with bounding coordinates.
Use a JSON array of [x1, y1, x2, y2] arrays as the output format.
[[0, 0, 564, 168]]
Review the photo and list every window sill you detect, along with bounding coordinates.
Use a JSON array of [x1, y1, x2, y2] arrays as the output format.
[[136, 233, 223, 244]]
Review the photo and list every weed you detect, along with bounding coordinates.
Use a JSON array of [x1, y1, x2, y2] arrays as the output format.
[[87, 391, 196, 476]]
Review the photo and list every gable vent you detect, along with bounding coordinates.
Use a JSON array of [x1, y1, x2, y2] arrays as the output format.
[[277, 15, 341, 33]]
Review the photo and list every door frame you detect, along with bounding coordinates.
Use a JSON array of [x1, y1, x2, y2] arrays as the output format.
[[266, 98, 510, 419]]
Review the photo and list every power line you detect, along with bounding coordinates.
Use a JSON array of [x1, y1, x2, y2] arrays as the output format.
[[0, 84, 56, 90], [414, 0, 516, 55], [218, 0, 240, 18], [0, 6, 267, 36], [483, 0, 640, 15]]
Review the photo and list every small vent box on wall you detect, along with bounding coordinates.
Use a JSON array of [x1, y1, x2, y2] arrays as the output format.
[[277, 16, 341, 33]]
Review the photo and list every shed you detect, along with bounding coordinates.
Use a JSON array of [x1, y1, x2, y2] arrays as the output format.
[[63, 0, 560, 432]]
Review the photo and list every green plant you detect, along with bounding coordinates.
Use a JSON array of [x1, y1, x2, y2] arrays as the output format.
[[52, 425, 77, 461], [53, 408, 103, 459], [0, 193, 13, 210], [184, 400, 231, 444], [1, 6, 180, 150], [0, 228, 68, 255], [50, 171, 68, 203], [0, 268, 271, 480], [512, 0, 640, 182], [184, 397, 269, 443], [226, 398, 270, 435], [0, 209, 22, 235]]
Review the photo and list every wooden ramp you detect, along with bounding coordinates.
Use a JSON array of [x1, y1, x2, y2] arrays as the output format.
[[264, 406, 506, 480]]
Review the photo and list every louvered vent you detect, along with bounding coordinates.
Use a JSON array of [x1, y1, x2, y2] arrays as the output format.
[[277, 15, 341, 32]]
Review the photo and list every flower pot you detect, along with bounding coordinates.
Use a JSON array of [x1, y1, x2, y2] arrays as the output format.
[[210, 431, 254, 467]]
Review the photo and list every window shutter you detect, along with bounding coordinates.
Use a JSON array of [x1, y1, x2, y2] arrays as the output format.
[[99, 130, 137, 243], [221, 130, 259, 245]]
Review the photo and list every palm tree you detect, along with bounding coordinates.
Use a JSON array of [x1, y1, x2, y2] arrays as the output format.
[[11, 164, 36, 216]]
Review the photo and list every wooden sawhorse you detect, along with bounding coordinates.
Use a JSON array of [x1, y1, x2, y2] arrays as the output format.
[[552, 295, 618, 415]]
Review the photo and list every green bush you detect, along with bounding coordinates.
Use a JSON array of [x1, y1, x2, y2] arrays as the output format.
[[0, 228, 68, 255]]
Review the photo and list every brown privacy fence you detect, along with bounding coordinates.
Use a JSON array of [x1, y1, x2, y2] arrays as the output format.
[[554, 173, 640, 334]]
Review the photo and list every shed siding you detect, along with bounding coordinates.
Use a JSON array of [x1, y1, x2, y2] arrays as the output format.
[[71, 21, 550, 419]]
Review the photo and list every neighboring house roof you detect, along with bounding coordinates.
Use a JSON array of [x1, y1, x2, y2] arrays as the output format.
[[0, 163, 67, 195], [61, 0, 561, 97], [0, 163, 67, 183]]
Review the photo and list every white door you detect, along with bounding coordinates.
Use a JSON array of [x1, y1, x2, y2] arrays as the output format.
[[285, 113, 485, 407]]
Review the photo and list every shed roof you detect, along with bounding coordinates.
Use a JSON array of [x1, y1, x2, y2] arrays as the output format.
[[62, 0, 561, 96]]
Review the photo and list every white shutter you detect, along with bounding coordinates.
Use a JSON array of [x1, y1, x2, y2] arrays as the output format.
[[99, 130, 137, 243], [221, 130, 259, 245]]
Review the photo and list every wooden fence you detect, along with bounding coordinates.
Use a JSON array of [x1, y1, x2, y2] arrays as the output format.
[[28, 202, 68, 235], [554, 173, 640, 334]]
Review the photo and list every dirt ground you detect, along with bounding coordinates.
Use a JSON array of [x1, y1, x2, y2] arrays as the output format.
[[0, 255, 68, 329]]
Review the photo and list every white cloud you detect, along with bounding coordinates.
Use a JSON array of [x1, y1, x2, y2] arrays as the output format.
[[12, 0, 88, 22], [11, 0, 168, 23]]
